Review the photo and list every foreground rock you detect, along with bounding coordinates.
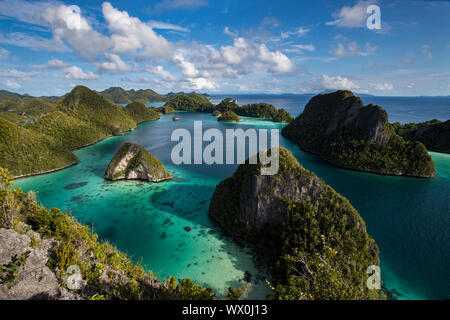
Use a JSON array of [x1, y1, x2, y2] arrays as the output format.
[[105, 142, 172, 182], [282, 90, 436, 178], [209, 147, 383, 300]]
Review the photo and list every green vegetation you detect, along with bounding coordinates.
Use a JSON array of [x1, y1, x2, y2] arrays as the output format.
[[273, 108, 294, 123], [25, 111, 104, 150], [0, 168, 214, 300], [158, 106, 175, 114], [0, 94, 58, 124], [392, 119, 450, 154], [164, 93, 213, 111], [0, 86, 165, 177], [282, 91, 436, 177], [60, 86, 136, 134], [209, 148, 383, 300], [218, 110, 241, 122], [212, 110, 222, 117], [99, 87, 165, 104], [124, 102, 161, 123], [0, 118, 77, 177]]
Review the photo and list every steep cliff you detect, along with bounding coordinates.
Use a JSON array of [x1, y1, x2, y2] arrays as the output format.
[[209, 148, 383, 300], [105, 143, 172, 182], [282, 91, 436, 177], [393, 119, 450, 154]]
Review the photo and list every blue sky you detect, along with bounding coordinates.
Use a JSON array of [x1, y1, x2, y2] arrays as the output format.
[[0, 0, 449, 96]]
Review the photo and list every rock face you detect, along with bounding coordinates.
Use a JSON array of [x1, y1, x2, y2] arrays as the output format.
[[282, 90, 436, 178], [209, 147, 382, 299], [0, 227, 77, 300], [105, 142, 172, 182], [414, 120, 450, 154]]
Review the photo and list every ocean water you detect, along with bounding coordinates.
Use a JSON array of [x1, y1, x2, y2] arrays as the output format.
[[212, 94, 450, 124], [14, 96, 450, 300]]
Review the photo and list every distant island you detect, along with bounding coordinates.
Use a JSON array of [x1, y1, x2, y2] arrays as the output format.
[[392, 119, 450, 154], [282, 91, 436, 178]]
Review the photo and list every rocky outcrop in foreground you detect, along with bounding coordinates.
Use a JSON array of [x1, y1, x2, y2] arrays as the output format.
[[209, 148, 383, 300], [282, 90, 436, 177], [105, 142, 172, 182]]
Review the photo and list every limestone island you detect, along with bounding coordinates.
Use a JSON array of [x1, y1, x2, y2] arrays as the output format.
[[105, 142, 172, 182], [209, 147, 384, 300], [282, 90, 436, 178], [393, 119, 450, 154], [218, 110, 241, 122]]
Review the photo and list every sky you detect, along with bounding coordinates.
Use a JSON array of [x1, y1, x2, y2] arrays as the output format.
[[0, 0, 449, 96]]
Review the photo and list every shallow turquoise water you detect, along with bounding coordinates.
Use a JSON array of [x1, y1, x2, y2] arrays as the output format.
[[15, 112, 450, 299]]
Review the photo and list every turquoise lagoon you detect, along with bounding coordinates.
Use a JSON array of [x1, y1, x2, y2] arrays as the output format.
[[15, 112, 450, 300]]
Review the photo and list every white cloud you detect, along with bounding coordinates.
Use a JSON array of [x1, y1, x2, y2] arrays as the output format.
[[280, 27, 309, 39], [374, 82, 393, 90], [47, 58, 69, 68], [153, 0, 208, 13], [326, 1, 373, 28], [189, 77, 216, 90], [3, 79, 21, 90], [0, 32, 68, 52], [147, 20, 190, 32], [223, 26, 238, 38], [42, 4, 111, 61], [64, 66, 99, 80], [173, 53, 200, 78], [332, 42, 377, 57], [146, 65, 177, 81], [102, 2, 172, 59], [313, 74, 360, 91], [285, 44, 316, 53], [98, 53, 133, 74]]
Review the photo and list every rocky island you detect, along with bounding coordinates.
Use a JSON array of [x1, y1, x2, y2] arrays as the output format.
[[282, 90, 436, 178], [393, 119, 450, 154], [209, 147, 383, 299], [105, 142, 172, 182]]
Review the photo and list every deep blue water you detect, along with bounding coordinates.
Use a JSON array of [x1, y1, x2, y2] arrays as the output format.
[[211, 94, 450, 124], [15, 95, 450, 300]]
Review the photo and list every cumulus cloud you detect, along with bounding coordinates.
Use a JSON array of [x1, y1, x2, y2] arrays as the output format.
[[42, 4, 111, 61], [98, 53, 133, 74], [326, 1, 374, 28], [64, 65, 99, 80], [102, 2, 172, 59], [313, 74, 360, 91], [146, 65, 177, 81], [47, 58, 69, 68]]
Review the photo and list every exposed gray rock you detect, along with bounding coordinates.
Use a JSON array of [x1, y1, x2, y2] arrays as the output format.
[[104, 142, 172, 182], [0, 228, 78, 300]]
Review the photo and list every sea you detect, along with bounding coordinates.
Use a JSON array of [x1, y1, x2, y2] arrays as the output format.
[[14, 94, 450, 300]]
